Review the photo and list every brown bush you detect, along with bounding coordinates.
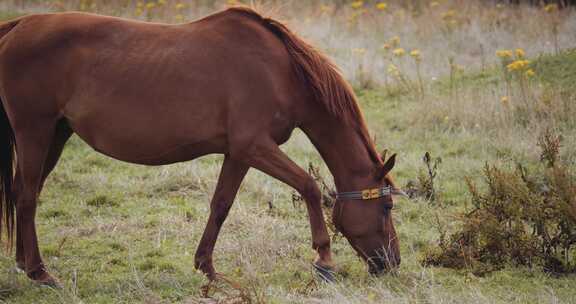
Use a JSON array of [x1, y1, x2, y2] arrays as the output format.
[[422, 129, 576, 275], [405, 152, 442, 202]]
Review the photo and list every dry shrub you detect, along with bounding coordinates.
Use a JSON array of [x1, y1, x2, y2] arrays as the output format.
[[422, 129, 576, 275], [198, 275, 267, 304], [405, 152, 442, 202]]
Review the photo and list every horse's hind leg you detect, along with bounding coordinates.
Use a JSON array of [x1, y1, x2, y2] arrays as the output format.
[[15, 120, 72, 272], [13, 120, 65, 286]]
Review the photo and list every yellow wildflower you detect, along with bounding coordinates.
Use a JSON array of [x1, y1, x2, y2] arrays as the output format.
[[410, 49, 421, 61], [501, 96, 509, 104], [525, 69, 535, 77], [146, 2, 156, 9], [393, 48, 405, 57], [430, 1, 440, 8], [442, 10, 456, 20], [506, 60, 530, 72], [157, 0, 166, 6], [351, 1, 363, 9], [376, 2, 387, 11], [496, 50, 513, 59], [544, 3, 558, 13], [175, 3, 186, 10], [515, 48, 525, 58], [175, 14, 184, 22]]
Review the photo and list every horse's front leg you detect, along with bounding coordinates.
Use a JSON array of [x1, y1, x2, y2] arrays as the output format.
[[194, 156, 249, 280], [237, 140, 335, 279]]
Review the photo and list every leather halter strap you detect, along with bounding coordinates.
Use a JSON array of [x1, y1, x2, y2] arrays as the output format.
[[335, 185, 392, 200]]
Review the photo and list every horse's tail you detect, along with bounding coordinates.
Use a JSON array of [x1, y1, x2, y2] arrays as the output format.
[[0, 97, 16, 249], [229, 7, 382, 163], [0, 19, 19, 249]]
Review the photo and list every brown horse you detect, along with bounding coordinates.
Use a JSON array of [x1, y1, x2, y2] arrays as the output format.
[[0, 7, 402, 286]]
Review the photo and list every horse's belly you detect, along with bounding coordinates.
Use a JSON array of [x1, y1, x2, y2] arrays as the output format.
[[68, 108, 227, 165], [87, 134, 227, 165]]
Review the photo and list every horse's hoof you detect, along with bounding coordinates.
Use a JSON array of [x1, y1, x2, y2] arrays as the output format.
[[36, 275, 62, 289], [313, 263, 336, 283], [30, 270, 62, 289]]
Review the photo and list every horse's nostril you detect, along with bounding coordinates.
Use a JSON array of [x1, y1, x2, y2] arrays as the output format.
[[368, 267, 384, 275], [367, 254, 400, 275], [367, 258, 386, 274]]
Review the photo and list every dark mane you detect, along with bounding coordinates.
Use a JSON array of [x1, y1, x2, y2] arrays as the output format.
[[228, 7, 382, 165]]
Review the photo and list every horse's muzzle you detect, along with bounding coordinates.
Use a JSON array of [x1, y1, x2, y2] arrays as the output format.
[[367, 254, 401, 275]]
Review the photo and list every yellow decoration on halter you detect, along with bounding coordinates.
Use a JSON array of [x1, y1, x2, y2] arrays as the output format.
[[362, 188, 381, 200]]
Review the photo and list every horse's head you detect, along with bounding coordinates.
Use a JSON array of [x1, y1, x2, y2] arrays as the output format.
[[333, 153, 402, 275]]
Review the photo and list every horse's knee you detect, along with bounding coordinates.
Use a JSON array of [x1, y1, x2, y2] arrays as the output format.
[[301, 178, 321, 204], [312, 236, 331, 251]]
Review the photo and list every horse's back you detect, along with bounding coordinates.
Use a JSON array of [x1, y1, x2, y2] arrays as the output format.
[[0, 11, 302, 165]]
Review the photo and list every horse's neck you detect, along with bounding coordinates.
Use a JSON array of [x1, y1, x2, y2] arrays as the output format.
[[301, 118, 377, 192]]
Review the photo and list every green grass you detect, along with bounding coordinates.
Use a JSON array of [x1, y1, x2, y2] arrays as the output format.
[[1, 83, 574, 304], [431, 49, 576, 102], [0, 11, 21, 21], [532, 49, 576, 91], [1, 4, 576, 304]]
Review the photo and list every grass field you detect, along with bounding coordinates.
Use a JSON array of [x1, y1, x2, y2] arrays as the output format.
[[0, 1, 575, 303]]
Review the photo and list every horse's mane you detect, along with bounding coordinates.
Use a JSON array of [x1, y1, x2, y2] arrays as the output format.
[[228, 7, 382, 165]]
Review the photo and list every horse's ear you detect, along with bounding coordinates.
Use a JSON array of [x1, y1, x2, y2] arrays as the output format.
[[381, 149, 388, 162], [377, 153, 396, 180]]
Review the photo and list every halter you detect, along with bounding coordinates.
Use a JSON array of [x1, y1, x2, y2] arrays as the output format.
[[335, 185, 392, 200], [333, 185, 394, 233]]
